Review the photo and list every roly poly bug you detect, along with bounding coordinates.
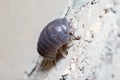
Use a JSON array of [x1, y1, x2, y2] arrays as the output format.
[[37, 18, 73, 60]]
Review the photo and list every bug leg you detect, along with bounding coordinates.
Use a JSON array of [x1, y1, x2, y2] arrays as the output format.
[[70, 34, 81, 41], [59, 48, 68, 58], [58, 44, 68, 58], [53, 59, 57, 65], [53, 58, 59, 70]]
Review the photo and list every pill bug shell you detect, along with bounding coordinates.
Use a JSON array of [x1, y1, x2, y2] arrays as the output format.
[[37, 18, 70, 60]]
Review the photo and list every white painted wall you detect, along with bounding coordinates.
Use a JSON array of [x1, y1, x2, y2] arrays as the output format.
[[0, 0, 68, 80]]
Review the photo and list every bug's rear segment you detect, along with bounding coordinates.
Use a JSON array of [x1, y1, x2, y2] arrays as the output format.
[[37, 18, 70, 60]]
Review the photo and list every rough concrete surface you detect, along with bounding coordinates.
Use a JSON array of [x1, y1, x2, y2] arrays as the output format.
[[23, 0, 120, 80]]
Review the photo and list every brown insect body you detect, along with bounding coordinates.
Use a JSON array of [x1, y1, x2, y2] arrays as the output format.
[[37, 18, 71, 60]]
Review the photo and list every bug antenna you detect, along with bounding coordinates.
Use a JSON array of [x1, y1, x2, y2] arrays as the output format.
[[64, 7, 70, 18]]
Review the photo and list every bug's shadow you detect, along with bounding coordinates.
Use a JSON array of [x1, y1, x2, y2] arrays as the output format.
[[37, 52, 65, 72]]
